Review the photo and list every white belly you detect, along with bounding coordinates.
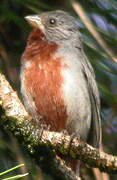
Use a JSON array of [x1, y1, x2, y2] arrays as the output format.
[[60, 54, 92, 140]]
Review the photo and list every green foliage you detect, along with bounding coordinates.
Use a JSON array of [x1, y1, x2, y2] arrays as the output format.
[[0, 164, 28, 180]]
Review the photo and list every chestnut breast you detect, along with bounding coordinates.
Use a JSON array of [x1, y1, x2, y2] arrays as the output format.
[[21, 29, 68, 131]]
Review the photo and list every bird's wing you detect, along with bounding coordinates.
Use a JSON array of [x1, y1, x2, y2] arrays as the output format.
[[78, 49, 102, 148]]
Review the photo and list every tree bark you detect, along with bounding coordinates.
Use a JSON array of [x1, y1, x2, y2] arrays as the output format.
[[0, 73, 117, 180]]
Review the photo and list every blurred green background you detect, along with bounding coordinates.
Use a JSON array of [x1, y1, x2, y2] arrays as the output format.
[[0, 0, 117, 179]]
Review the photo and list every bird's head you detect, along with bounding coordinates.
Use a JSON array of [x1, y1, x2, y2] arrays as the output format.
[[25, 10, 79, 43]]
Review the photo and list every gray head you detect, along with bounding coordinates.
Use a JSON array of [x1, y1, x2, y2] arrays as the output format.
[[25, 10, 80, 43]]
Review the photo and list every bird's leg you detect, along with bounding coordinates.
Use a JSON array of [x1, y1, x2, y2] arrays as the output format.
[[63, 132, 81, 177]]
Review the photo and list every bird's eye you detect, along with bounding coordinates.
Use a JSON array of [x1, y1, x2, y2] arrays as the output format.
[[49, 18, 56, 25]]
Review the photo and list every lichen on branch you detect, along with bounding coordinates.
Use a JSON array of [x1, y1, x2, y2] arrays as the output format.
[[0, 73, 117, 180]]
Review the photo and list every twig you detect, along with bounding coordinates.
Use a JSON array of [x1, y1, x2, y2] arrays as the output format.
[[71, 0, 117, 63]]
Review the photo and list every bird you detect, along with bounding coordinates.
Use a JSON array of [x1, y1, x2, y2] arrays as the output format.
[[20, 10, 102, 175]]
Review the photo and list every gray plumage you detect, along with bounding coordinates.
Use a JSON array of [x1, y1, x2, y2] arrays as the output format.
[[23, 10, 102, 148], [40, 10, 102, 147]]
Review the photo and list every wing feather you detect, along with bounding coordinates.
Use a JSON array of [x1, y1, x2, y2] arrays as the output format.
[[78, 48, 102, 148]]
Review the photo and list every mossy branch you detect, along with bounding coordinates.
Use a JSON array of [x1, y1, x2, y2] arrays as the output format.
[[0, 73, 117, 180]]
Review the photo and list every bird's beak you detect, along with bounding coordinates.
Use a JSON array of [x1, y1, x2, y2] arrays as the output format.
[[25, 15, 42, 28]]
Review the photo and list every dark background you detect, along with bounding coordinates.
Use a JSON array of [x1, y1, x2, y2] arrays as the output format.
[[0, 0, 117, 179]]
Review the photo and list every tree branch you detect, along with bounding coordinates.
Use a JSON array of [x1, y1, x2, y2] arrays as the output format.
[[0, 73, 117, 180], [0, 73, 80, 180]]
